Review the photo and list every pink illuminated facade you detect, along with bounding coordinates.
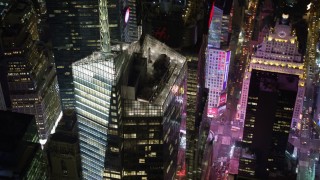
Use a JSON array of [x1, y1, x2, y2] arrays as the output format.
[[205, 49, 231, 117]]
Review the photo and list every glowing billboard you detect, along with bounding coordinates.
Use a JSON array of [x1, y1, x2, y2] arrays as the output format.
[[222, 51, 231, 90], [208, 107, 218, 117], [218, 93, 227, 107], [125, 7, 130, 23]]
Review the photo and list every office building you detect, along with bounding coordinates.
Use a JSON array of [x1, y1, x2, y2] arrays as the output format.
[[45, 0, 100, 109], [205, 0, 233, 118], [237, 15, 305, 178], [185, 35, 209, 179], [73, 33, 187, 179], [47, 110, 81, 180], [46, 0, 133, 109], [121, 35, 187, 179], [125, 0, 141, 42], [0, 0, 62, 145], [208, 5, 223, 48], [185, 57, 199, 178], [0, 110, 47, 180], [205, 49, 231, 117]]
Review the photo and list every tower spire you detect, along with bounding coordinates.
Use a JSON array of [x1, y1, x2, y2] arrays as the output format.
[[99, 0, 111, 53]]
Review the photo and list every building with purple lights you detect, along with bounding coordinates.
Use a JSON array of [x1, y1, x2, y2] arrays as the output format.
[[205, 49, 231, 117]]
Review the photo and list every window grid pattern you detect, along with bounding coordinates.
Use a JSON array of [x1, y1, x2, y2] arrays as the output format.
[[73, 58, 115, 179]]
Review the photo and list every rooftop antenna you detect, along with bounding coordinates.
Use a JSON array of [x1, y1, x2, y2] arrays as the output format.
[[99, 0, 111, 53]]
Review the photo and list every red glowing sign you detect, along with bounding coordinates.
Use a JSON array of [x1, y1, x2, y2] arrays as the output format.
[[208, 107, 218, 117], [154, 27, 169, 41], [219, 93, 227, 107], [208, 3, 215, 28]]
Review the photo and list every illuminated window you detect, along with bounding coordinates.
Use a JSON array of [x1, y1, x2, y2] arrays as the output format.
[[139, 159, 145, 163]]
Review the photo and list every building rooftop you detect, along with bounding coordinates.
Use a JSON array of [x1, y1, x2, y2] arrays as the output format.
[[122, 35, 187, 117], [141, 35, 186, 106]]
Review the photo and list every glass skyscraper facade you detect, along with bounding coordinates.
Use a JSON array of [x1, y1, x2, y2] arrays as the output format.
[[0, 0, 62, 144], [73, 34, 187, 179], [208, 5, 223, 48], [72, 51, 123, 179], [46, 0, 100, 110], [46, 0, 126, 110]]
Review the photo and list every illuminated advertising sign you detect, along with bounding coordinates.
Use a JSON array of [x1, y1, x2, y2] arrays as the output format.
[[208, 3, 215, 28], [208, 107, 218, 117], [124, 7, 130, 23], [222, 51, 231, 90], [218, 93, 227, 107]]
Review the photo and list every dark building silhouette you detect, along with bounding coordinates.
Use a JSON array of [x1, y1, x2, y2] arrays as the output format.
[[0, 110, 47, 180], [239, 70, 298, 179], [47, 110, 81, 180]]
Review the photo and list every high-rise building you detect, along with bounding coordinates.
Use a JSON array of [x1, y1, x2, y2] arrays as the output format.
[[205, 0, 232, 118], [185, 57, 199, 177], [205, 49, 231, 117], [0, 0, 62, 145], [72, 1, 187, 179], [250, 0, 274, 52], [46, 0, 134, 109], [45, 0, 100, 110], [121, 36, 187, 179], [47, 110, 81, 180], [237, 15, 305, 179], [208, 5, 223, 48], [185, 35, 208, 180], [73, 35, 187, 179], [0, 110, 47, 180], [72, 51, 122, 179], [125, 0, 141, 42]]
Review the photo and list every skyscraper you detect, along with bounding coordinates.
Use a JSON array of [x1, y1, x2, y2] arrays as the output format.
[[237, 15, 305, 178], [46, 0, 132, 109], [72, 50, 122, 179], [72, 1, 187, 178], [208, 5, 223, 48], [0, 0, 62, 145], [205, 1, 231, 118], [45, 0, 100, 110], [124, 0, 141, 42], [47, 111, 81, 180], [121, 35, 187, 179], [205, 49, 231, 117], [73, 36, 187, 179], [186, 35, 208, 179]]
